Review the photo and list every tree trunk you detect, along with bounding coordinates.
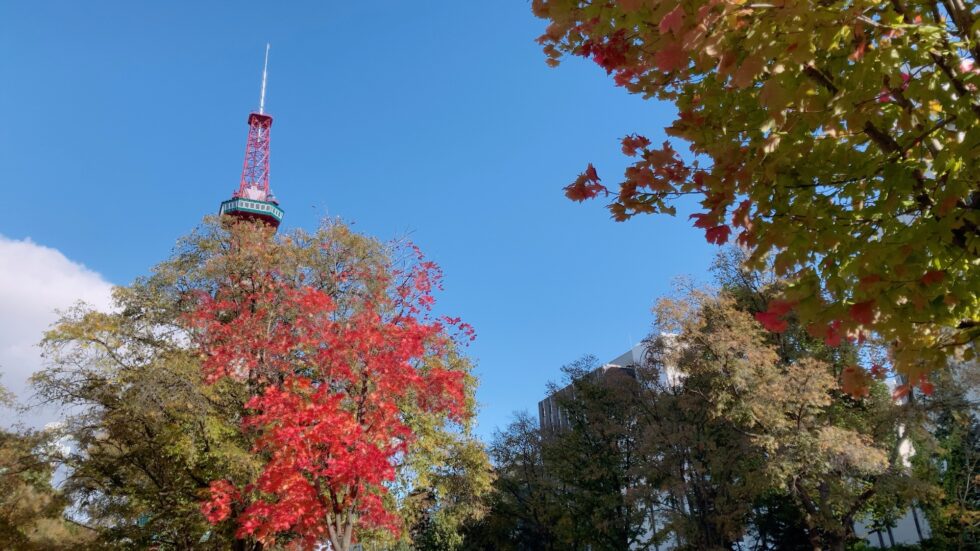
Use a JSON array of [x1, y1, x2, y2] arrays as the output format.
[[232, 538, 262, 551], [823, 532, 847, 551]]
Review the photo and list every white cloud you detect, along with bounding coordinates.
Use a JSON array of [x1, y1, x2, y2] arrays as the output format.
[[0, 235, 113, 425]]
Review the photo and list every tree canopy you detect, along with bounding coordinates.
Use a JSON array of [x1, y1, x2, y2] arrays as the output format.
[[533, 0, 979, 385], [0, 381, 93, 550], [32, 218, 490, 550], [465, 251, 938, 550]]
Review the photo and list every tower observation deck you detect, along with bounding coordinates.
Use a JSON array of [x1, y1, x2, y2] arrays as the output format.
[[219, 44, 284, 229]]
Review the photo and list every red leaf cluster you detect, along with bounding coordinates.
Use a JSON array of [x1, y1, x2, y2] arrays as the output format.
[[188, 254, 469, 547], [564, 163, 607, 202], [753, 299, 796, 333], [920, 269, 945, 286], [201, 480, 239, 524], [580, 29, 630, 74], [849, 300, 877, 326], [621, 134, 652, 156]]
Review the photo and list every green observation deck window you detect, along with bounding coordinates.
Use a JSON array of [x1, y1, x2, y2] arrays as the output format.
[[219, 198, 284, 223]]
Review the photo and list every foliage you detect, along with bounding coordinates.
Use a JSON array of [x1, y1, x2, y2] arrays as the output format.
[[0, 402, 93, 549], [533, 0, 979, 384], [542, 357, 657, 550], [464, 361, 658, 551], [32, 218, 487, 550], [913, 360, 980, 548], [467, 251, 932, 550], [463, 412, 569, 551], [649, 285, 929, 549], [188, 246, 473, 550], [403, 433, 494, 551]]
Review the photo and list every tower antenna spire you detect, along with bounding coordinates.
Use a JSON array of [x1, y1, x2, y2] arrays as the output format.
[[218, 43, 283, 230], [259, 43, 270, 114]]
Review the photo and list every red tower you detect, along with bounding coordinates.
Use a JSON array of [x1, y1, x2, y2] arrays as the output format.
[[219, 44, 284, 229]]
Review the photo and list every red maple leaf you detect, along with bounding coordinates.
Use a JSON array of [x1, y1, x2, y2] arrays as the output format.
[[754, 311, 788, 333], [689, 212, 714, 229], [621, 134, 651, 156], [825, 325, 842, 347], [849, 300, 876, 325], [920, 270, 945, 286], [869, 363, 886, 380], [659, 5, 685, 36], [564, 164, 607, 201], [585, 163, 599, 182], [654, 41, 686, 72], [766, 299, 796, 316], [704, 224, 731, 245]]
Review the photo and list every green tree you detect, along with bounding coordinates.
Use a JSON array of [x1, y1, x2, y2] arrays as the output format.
[[32, 218, 488, 549], [533, 0, 979, 383], [465, 412, 567, 551], [469, 359, 660, 551], [913, 360, 980, 548], [543, 356, 658, 550]]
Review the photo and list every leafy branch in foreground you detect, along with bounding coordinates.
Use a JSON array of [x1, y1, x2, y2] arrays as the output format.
[[534, 0, 979, 387]]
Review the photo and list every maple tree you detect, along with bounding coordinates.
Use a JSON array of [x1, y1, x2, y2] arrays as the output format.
[[533, 0, 979, 386], [32, 218, 487, 550], [187, 229, 474, 550]]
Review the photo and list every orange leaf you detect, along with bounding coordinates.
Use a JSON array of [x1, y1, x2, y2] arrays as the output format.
[[841, 366, 870, 398]]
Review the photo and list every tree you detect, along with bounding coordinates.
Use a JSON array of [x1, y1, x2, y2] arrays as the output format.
[[649, 282, 930, 550], [0, 382, 92, 549], [188, 248, 473, 550], [533, 0, 979, 383], [637, 333, 760, 550], [32, 218, 487, 550], [913, 360, 980, 548], [463, 413, 568, 551], [467, 360, 660, 551], [542, 357, 658, 550], [404, 434, 494, 551]]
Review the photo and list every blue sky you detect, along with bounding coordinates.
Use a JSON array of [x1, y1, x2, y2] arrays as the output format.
[[0, 1, 717, 437]]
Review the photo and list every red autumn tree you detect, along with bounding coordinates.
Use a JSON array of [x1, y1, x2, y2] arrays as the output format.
[[187, 246, 471, 551]]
